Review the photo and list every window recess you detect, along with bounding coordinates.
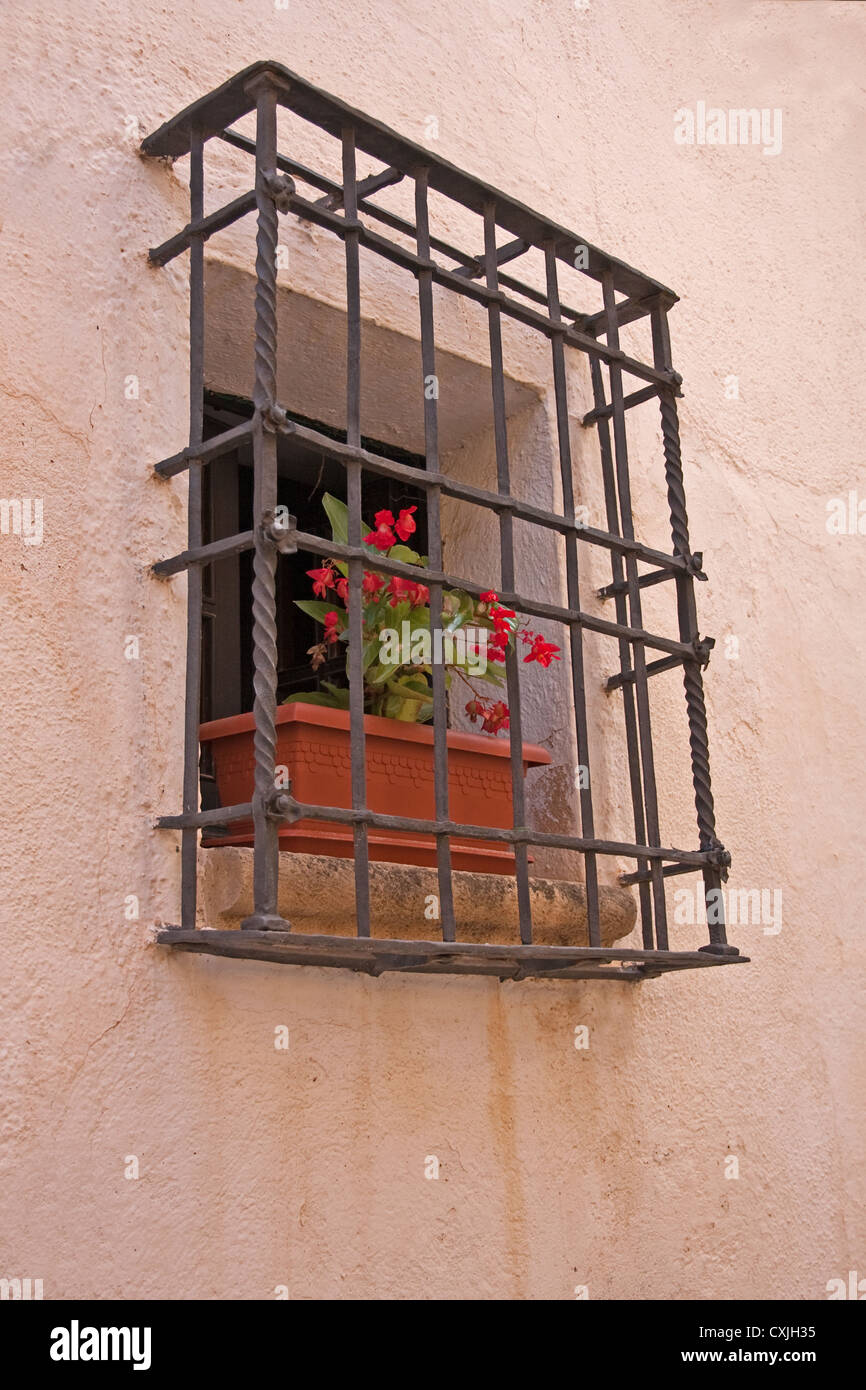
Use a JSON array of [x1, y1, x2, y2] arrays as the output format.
[[146, 61, 747, 983]]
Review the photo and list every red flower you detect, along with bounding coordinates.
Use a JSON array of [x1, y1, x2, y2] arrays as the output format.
[[479, 590, 497, 604], [323, 610, 340, 644], [364, 510, 397, 552], [524, 634, 561, 668], [394, 506, 417, 542], [466, 697, 510, 735], [334, 577, 349, 602], [307, 565, 335, 599], [387, 576, 429, 608], [362, 571, 385, 597], [482, 700, 510, 734]]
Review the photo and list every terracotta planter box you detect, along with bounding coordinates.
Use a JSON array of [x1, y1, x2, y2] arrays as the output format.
[[200, 702, 551, 875]]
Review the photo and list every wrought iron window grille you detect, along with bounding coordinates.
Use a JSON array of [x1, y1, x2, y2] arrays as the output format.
[[146, 61, 747, 983]]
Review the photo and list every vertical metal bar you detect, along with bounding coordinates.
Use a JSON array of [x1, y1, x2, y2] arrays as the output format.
[[601, 272, 668, 949], [544, 243, 600, 947], [180, 127, 205, 929], [483, 202, 532, 944], [588, 353, 654, 948], [650, 303, 733, 953], [342, 126, 372, 938], [241, 76, 290, 930], [415, 168, 456, 942]]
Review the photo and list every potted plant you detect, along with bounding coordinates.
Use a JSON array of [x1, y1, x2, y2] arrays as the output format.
[[201, 495, 559, 874]]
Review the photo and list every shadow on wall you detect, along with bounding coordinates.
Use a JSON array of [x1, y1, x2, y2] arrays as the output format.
[[203, 258, 541, 454]]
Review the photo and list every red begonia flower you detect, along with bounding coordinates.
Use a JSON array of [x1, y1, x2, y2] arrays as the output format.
[[364, 510, 396, 552], [394, 506, 417, 542], [307, 565, 335, 599]]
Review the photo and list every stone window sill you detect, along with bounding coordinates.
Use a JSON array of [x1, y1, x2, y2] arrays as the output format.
[[196, 847, 637, 947]]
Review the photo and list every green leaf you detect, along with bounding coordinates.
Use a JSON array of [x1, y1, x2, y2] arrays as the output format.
[[387, 543, 425, 569], [295, 598, 342, 626], [282, 690, 345, 708], [366, 660, 402, 687], [320, 682, 351, 708], [322, 492, 371, 547]]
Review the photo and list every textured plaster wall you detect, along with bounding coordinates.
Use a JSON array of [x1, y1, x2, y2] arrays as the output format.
[[0, 0, 864, 1300]]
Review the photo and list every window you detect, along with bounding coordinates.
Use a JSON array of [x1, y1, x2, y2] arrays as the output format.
[[147, 61, 745, 982]]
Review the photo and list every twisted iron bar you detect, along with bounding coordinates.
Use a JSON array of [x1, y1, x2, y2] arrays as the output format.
[[252, 183, 279, 415], [683, 663, 720, 851], [249, 167, 281, 814], [661, 389, 725, 860], [659, 390, 691, 557]]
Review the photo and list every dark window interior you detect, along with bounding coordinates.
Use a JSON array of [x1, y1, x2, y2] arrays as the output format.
[[200, 390, 428, 804]]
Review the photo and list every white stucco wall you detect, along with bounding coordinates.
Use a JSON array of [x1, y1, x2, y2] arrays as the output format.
[[0, 0, 863, 1299]]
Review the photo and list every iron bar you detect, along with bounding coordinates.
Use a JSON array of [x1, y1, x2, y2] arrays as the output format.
[[544, 241, 600, 947], [143, 64, 739, 978], [602, 271, 669, 949], [650, 303, 734, 955], [156, 410, 692, 575], [582, 383, 670, 427], [179, 126, 205, 931], [148, 189, 257, 267], [217, 128, 590, 323], [257, 187, 678, 390], [606, 646, 711, 692], [262, 793, 728, 867], [484, 201, 532, 944], [315, 163, 403, 208], [598, 559, 705, 600], [240, 73, 291, 931], [342, 126, 372, 939], [159, 524, 702, 660], [580, 292, 676, 338], [142, 61, 676, 302], [153, 420, 254, 479], [452, 237, 529, 280], [156, 929, 747, 980], [152, 530, 255, 577], [620, 861, 709, 887], [415, 166, 456, 943], [158, 802, 254, 830], [588, 351, 654, 949]]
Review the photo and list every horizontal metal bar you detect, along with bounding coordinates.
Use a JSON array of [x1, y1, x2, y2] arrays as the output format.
[[155, 411, 692, 577], [220, 129, 591, 327], [267, 793, 725, 868], [153, 420, 253, 479], [153, 513, 698, 658], [156, 930, 747, 978], [606, 650, 695, 691], [282, 418, 687, 569], [157, 802, 253, 830], [152, 530, 255, 577], [582, 382, 671, 427], [315, 164, 404, 208], [141, 60, 677, 301], [143, 139, 671, 388], [452, 237, 529, 280], [274, 189, 677, 390], [580, 292, 675, 337], [300, 528, 698, 658], [598, 563, 705, 600], [619, 861, 708, 887], [148, 189, 256, 266]]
